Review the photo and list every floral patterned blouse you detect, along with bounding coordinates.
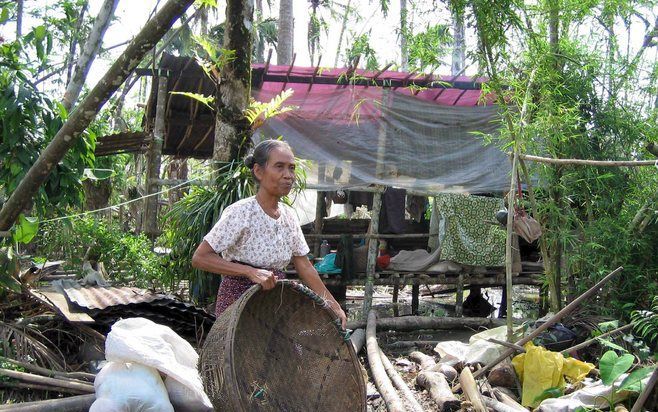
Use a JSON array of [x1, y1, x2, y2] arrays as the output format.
[[203, 196, 310, 270]]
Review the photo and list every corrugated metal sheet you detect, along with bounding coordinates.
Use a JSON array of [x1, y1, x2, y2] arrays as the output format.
[[33, 280, 215, 343], [57, 280, 164, 310]]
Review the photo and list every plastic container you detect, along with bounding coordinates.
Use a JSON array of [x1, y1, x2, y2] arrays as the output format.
[[320, 240, 330, 258]]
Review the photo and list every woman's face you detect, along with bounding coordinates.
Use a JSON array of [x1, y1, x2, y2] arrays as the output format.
[[254, 147, 296, 197]]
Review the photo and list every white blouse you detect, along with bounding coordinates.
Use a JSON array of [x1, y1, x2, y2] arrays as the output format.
[[203, 196, 310, 270]]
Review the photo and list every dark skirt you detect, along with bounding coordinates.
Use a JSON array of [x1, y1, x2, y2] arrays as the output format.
[[215, 266, 286, 317]]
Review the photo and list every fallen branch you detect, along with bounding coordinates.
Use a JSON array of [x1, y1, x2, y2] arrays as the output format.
[[493, 388, 524, 410], [350, 328, 366, 354], [416, 371, 460, 411], [0, 394, 96, 412], [0, 355, 96, 382], [0, 368, 94, 394], [453, 266, 623, 392], [0, 380, 89, 395], [378, 348, 424, 412], [366, 311, 405, 412], [488, 338, 526, 353], [482, 395, 527, 412]]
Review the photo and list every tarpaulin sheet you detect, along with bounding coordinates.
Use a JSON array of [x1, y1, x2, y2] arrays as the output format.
[[253, 81, 510, 194]]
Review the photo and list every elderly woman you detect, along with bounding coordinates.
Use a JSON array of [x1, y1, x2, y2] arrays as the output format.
[[192, 139, 347, 327]]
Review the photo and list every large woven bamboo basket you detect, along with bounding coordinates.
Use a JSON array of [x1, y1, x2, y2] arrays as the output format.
[[199, 280, 366, 411]]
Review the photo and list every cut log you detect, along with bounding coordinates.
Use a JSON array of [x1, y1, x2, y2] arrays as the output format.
[[459, 367, 487, 412], [482, 395, 527, 412], [378, 348, 424, 412], [0, 394, 95, 412], [409, 351, 436, 370], [366, 311, 405, 412], [416, 371, 460, 412], [384, 340, 439, 350], [488, 361, 517, 388], [350, 328, 366, 354], [427, 363, 459, 382], [347, 316, 505, 332]]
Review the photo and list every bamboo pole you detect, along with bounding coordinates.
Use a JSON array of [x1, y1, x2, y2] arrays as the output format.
[[518, 153, 656, 167], [366, 311, 405, 412], [453, 266, 623, 391], [378, 348, 425, 412], [561, 324, 632, 354], [505, 150, 519, 341]]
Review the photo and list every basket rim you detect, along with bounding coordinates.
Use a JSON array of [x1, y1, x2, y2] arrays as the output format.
[[223, 279, 367, 411]]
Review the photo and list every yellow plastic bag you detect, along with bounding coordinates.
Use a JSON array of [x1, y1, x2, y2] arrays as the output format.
[[512, 342, 594, 408]]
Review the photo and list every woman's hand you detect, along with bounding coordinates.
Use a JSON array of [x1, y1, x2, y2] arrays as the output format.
[[247, 267, 277, 290], [327, 300, 348, 329]]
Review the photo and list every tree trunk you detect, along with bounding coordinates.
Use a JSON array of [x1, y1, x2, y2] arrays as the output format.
[[277, 0, 293, 65], [212, 0, 254, 164], [253, 0, 264, 63], [62, 0, 119, 112], [451, 7, 465, 75], [0, 0, 196, 232], [334, 0, 351, 67], [16, 0, 23, 38], [399, 0, 408, 70], [66, 3, 89, 88]]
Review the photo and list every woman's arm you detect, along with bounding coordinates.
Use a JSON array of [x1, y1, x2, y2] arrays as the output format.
[[292, 255, 347, 328], [192, 241, 277, 290]]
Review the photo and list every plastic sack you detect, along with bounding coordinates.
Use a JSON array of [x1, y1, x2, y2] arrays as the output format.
[[90, 361, 174, 412], [537, 374, 649, 412], [512, 342, 595, 408], [105, 317, 212, 411], [314, 253, 342, 274], [434, 326, 519, 366]]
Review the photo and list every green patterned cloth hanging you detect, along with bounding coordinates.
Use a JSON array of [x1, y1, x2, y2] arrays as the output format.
[[435, 193, 506, 267]]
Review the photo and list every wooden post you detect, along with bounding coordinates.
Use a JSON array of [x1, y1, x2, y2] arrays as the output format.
[[363, 190, 382, 318], [411, 284, 420, 315], [314, 163, 326, 257], [143, 75, 167, 241], [505, 150, 519, 341], [455, 273, 464, 317], [392, 285, 399, 317]]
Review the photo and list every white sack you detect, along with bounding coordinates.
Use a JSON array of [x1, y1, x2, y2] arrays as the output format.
[[90, 361, 174, 412], [105, 317, 212, 411]]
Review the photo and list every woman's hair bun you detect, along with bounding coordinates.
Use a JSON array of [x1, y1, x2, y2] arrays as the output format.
[[244, 154, 255, 168]]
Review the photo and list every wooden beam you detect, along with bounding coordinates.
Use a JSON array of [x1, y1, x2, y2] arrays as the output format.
[[308, 55, 322, 91]]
